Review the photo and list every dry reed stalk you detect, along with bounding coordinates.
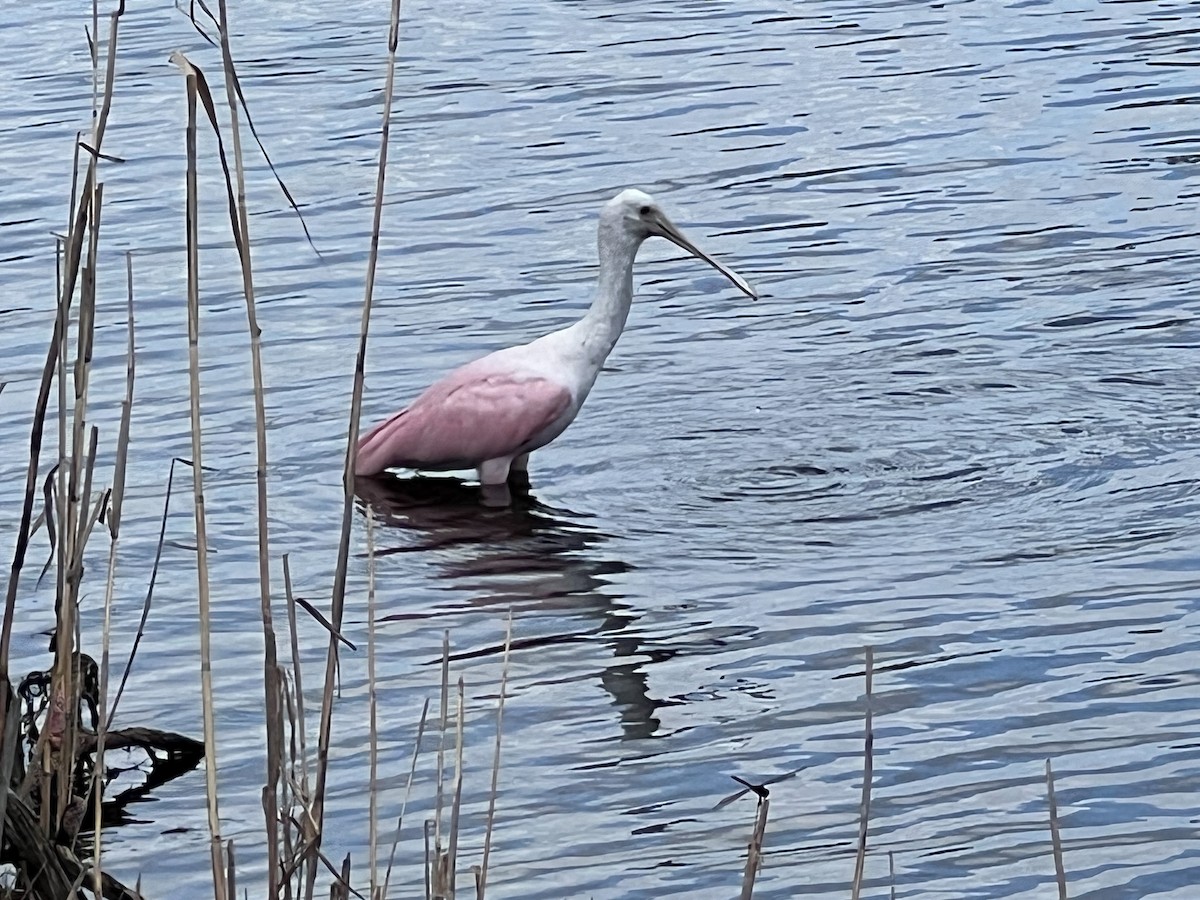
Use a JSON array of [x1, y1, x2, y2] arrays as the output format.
[[66, 174, 101, 571], [475, 611, 512, 900], [281, 550, 316, 898], [52, 222, 70, 819], [284, 555, 309, 790], [1046, 759, 1067, 899], [424, 636, 453, 899], [424, 819, 433, 900], [431, 631, 451, 896], [91, 0, 99, 107], [171, 49, 228, 899], [0, 695, 17, 856], [738, 789, 770, 900], [280, 551, 334, 898], [282, 597, 354, 651], [57, 415, 101, 832], [851, 646, 875, 900], [366, 508, 379, 898], [50, 124, 88, 772], [283, 551, 313, 892], [381, 698, 431, 899], [310, 3, 403, 889], [210, 4, 284, 889], [49, 230, 73, 834], [227, 838, 238, 899], [91, 251, 135, 898], [446, 676, 466, 900], [282, 551, 320, 900], [339, 853, 352, 900], [47, 35, 102, 838], [51, 134, 105, 837], [183, 0, 318, 252]]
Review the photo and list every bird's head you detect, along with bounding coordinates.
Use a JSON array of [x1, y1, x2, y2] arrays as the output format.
[[605, 188, 664, 238], [602, 188, 757, 300]]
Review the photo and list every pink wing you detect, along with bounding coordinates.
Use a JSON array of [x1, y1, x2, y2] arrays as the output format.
[[356, 364, 572, 476]]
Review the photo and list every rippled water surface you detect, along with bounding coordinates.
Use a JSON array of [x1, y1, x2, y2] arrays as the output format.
[[3, 1, 1200, 897]]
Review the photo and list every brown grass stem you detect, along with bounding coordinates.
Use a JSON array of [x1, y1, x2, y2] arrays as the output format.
[[282, 550, 315, 900], [1046, 759, 1067, 899], [54, 231, 69, 735], [424, 819, 433, 900], [475, 610, 512, 899], [738, 794, 770, 900], [283, 554, 310, 792], [209, 2, 284, 889], [52, 124, 105, 832], [91, 251, 135, 897], [172, 49, 228, 899], [851, 646, 875, 900], [366, 507, 379, 898], [226, 838, 238, 900], [435, 631, 450, 855], [382, 698, 430, 899], [427, 634, 453, 899], [447, 676, 466, 900], [310, 4, 403, 886]]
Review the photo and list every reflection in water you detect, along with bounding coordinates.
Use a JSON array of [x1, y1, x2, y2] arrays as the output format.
[[354, 475, 664, 739]]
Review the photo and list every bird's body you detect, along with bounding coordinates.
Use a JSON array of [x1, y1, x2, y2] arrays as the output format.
[[356, 189, 755, 485]]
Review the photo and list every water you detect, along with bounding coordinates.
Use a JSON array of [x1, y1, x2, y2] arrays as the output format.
[[2, 0, 1199, 896]]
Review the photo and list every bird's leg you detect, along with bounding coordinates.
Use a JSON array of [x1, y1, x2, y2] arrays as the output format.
[[479, 458, 515, 505], [478, 456, 513, 485], [479, 482, 513, 507], [508, 453, 531, 489], [507, 471, 531, 491]]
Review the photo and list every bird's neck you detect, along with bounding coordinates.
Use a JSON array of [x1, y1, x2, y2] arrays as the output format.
[[578, 221, 643, 363]]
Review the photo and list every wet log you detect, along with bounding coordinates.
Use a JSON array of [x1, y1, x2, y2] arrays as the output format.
[[0, 725, 200, 900], [77, 726, 204, 815], [75, 726, 203, 757]]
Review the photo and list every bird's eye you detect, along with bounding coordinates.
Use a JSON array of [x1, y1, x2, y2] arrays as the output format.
[[639, 205, 651, 216]]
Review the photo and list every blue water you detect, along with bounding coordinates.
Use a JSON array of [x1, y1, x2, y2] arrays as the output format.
[[2, 1, 1199, 897]]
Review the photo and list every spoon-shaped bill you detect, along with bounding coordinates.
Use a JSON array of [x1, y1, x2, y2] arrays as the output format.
[[651, 213, 758, 300]]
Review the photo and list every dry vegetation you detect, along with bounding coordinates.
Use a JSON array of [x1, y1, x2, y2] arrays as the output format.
[[0, 1, 524, 897]]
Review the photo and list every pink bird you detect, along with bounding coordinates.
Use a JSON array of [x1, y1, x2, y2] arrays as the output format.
[[356, 189, 757, 489]]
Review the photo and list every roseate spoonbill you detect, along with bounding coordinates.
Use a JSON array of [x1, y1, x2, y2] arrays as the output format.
[[356, 189, 756, 485]]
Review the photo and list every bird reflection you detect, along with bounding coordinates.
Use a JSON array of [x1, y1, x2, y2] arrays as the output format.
[[354, 474, 665, 739]]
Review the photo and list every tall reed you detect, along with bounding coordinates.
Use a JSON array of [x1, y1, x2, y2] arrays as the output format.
[[308, 2, 403, 896], [92, 252, 136, 898], [213, 0, 286, 889], [169, 47, 229, 899], [851, 646, 875, 899], [1046, 759, 1067, 899]]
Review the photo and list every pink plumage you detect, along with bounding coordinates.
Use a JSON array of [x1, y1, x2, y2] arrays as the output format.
[[354, 189, 755, 490], [356, 359, 572, 477]]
